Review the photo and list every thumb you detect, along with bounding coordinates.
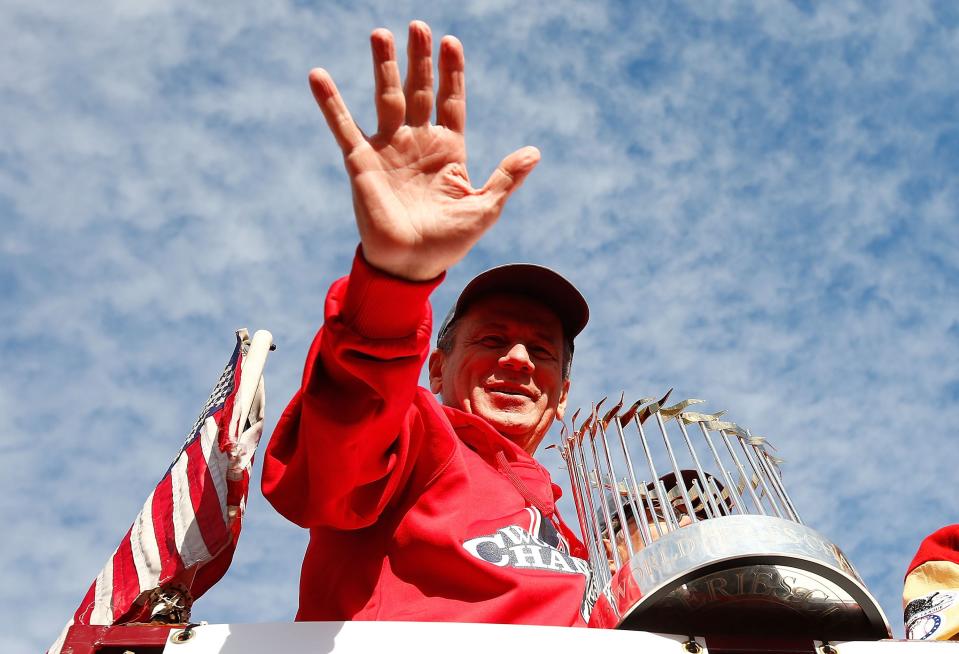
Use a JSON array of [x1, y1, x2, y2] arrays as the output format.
[[480, 146, 541, 209]]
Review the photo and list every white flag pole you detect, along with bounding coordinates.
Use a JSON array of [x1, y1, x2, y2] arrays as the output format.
[[228, 329, 273, 481]]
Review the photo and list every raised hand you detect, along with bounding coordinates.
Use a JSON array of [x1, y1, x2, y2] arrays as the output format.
[[309, 21, 540, 281]]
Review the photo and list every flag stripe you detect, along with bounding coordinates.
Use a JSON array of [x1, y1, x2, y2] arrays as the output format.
[[152, 474, 182, 581], [73, 579, 97, 624], [90, 550, 115, 624], [129, 489, 162, 593], [186, 432, 229, 557], [112, 528, 142, 620], [201, 416, 230, 520], [170, 447, 211, 568]]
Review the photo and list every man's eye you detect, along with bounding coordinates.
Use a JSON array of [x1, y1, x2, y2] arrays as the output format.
[[479, 335, 506, 347], [531, 346, 556, 359]]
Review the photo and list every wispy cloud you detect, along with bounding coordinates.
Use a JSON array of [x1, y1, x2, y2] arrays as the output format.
[[3, 1, 957, 649]]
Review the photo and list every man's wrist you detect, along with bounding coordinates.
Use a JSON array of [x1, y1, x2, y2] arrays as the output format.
[[339, 245, 445, 339], [359, 244, 447, 283]]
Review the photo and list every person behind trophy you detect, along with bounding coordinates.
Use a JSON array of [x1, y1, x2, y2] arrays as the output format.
[[599, 471, 736, 570]]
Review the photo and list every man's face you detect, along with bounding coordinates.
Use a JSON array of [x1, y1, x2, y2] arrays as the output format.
[[428, 293, 570, 455]]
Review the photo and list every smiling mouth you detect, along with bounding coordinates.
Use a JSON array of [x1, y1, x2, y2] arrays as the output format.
[[485, 385, 534, 399]]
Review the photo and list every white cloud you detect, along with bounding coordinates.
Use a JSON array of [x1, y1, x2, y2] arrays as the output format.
[[3, 1, 958, 649]]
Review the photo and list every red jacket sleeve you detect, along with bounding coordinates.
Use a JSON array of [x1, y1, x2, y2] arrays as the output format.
[[261, 250, 445, 529]]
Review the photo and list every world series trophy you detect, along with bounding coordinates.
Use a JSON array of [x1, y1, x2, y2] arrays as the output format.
[[559, 391, 892, 644]]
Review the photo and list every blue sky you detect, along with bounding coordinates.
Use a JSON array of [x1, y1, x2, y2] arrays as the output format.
[[3, 1, 958, 650]]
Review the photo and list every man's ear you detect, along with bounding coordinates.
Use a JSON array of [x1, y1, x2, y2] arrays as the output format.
[[555, 379, 571, 421], [428, 349, 445, 395]]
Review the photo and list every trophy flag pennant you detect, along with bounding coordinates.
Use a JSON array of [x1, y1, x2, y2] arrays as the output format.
[[903, 524, 959, 641], [50, 329, 273, 654]]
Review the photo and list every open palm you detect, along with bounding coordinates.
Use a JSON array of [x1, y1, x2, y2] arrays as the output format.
[[310, 21, 540, 281]]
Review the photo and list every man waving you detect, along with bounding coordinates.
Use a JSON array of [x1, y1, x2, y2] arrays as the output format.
[[262, 21, 593, 626]]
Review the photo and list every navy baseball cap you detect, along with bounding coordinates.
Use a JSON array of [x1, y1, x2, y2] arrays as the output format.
[[437, 263, 589, 344]]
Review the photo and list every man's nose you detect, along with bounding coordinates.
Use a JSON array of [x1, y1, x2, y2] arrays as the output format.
[[498, 343, 534, 372]]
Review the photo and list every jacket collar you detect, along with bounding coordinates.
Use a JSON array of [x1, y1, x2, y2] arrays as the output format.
[[441, 405, 561, 510], [442, 405, 534, 464]]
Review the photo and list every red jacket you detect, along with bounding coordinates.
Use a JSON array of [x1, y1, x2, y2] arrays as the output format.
[[262, 252, 592, 626]]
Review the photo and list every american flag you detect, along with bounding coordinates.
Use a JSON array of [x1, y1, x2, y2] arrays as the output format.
[[50, 329, 271, 652]]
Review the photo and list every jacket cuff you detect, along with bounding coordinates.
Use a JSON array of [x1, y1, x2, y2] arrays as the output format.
[[339, 246, 445, 339]]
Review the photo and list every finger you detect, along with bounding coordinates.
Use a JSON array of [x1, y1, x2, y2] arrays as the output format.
[[308, 68, 364, 152], [480, 146, 541, 209], [370, 28, 404, 136], [403, 20, 434, 126], [436, 35, 466, 133]]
